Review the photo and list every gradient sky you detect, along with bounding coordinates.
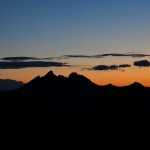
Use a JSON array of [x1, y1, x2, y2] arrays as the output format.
[[0, 0, 150, 87]]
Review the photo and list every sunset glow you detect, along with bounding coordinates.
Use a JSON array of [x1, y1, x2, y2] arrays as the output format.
[[0, 0, 150, 87]]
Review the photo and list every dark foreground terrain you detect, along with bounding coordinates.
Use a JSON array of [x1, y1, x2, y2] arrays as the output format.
[[1, 71, 150, 136]]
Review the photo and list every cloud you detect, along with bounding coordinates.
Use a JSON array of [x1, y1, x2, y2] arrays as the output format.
[[1, 57, 54, 62], [2, 53, 150, 62], [62, 53, 150, 59], [62, 55, 93, 59], [134, 60, 150, 67], [92, 64, 131, 71], [92, 65, 117, 70], [0, 61, 68, 69], [2, 57, 41, 61], [119, 64, 131, 68], [100, 53, 150, 58]]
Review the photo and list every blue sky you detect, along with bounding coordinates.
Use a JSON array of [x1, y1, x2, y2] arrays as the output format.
[[0, 0, 150, 57], [1, 0, 150, 87]]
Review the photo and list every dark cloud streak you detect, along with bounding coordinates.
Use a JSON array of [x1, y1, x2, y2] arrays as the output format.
[[119, 64, 131, 68], [1, 57, 54, 61], [62, 53, 150, 59], [92, 64, 131, 71], [2, 57, 41, 61], [62, 55, 93, 59], [0, 61, 68, 69], [1, 53, 150, 62]]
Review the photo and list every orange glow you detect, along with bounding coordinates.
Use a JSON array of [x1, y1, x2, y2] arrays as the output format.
[[0, 59, 150, 87], [51, 65, 150, 87], [81, 67, 150, 87]]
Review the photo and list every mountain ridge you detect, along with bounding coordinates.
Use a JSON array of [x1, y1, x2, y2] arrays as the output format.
[[18, 71, 147, 93], [0, 79, 24, 91], [0, 70, 150, 136]]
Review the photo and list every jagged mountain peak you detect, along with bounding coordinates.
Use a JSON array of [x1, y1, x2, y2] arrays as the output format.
[[43, 70, 56, 78], [19, 71, 146, 94]]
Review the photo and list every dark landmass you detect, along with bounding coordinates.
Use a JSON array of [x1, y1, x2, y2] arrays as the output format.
[[0, 79, 24, 90], [0, 71, 150, 136]]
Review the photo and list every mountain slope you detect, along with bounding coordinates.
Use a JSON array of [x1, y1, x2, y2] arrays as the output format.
[[19, 71, 98, 93], [0, 70, 150, 136], [0, 79, 24, 90]]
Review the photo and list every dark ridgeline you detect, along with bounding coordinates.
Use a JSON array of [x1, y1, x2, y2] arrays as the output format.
[[0, 79, 24, 91], [0, 70, 150, 137]]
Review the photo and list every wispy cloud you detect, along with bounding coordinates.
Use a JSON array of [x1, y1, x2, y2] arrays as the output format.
[[1, 53, 150, 62], [100, 53, 150, 58], [62, 53, 150, 59], [1, 57, 54, 62], [0, 61, 69, 69], [1, 54, 150, 70], [134, 60, 150, 67], [2, 57, 41, 61], [62, 55, 93, 59]]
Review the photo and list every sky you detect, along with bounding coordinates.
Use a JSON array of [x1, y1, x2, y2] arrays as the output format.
[[0, 0, 150, 87]]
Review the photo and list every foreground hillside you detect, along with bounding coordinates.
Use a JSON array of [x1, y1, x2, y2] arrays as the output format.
[[0, 71, 150, 136]]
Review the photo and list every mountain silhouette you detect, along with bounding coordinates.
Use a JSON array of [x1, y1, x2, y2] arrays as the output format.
[[0, 79, 24, 90], [0, 70, 150, 137], [19, 71, 98, 94], [126, 82, 144, 88]]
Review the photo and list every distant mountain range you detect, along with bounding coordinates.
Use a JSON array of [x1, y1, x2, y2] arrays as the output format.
[[19, 70, 144, 92], [0, 79, 24, 90], [0, 71, 150, 136]]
